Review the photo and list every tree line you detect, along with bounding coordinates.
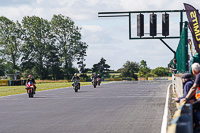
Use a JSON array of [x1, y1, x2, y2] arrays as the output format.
[[88, 59, 169, 80], [0, 14, 169, 80], [118, 60, 170, 80], [0, 14, 88, 80]]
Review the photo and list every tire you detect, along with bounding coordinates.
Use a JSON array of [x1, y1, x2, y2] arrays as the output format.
[[75, 86, 78, 92], [28, 90, 31, 98], [94, 83, 96, 88], [31, 88, 34, 97], [31, 93, 34, 98]]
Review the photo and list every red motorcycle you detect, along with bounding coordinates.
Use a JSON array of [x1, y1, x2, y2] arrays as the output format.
[[97, 78, 101, 86], [26, 81, 35, 98]]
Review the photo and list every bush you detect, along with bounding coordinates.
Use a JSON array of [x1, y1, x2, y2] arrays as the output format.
[[79, 73, 89, 79]]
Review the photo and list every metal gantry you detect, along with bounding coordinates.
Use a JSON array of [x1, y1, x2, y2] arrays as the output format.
[[98, 10, 186, 55]]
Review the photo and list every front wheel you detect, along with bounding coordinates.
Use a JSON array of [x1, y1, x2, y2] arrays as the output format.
[[93, 83, 96, 88], [75, 86, 78, 92], [28, 90, 32, 98]]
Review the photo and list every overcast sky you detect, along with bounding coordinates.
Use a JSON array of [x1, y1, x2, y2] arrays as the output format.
[[0, 0, 199, 70]]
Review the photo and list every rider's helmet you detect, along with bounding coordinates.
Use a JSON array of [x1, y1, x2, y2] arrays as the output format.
[[28, 75, 32, 79], [74, 73, 77, 77]]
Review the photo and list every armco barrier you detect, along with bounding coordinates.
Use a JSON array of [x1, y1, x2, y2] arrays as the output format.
[[104, 78, 123, 81], [86, 79, 92, 82], [167, 103, 193, 133], [191, 101, 200, 132], [153, 77, 169, 80], [168, 77, 172, 80], [147, 77, 172, 81], [138, 77, 145, 81], [122, 77, 132, 81], [21, 80, 26, 85], [7, 80, 26, 86], [167, 73, 194, 133], [148, 77, 153, 80], [0, 80, 9, 86], [80, 79, 86, 82], [66, 79, 87, 82]]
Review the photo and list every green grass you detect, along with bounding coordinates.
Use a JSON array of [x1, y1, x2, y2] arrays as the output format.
[[0, 82, 110, 97]]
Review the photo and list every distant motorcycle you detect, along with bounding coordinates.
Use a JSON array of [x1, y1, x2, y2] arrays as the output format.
[[97, 78, 101, 86], [92, 78, 97, 88], [73, 80, 80, 92], [26, 81, 35, 98]]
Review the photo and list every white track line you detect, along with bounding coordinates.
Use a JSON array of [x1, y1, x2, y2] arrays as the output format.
[[161, 83, 171, 133]]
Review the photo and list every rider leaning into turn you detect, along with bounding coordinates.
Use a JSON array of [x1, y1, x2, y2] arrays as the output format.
[[26, 75, 36, 94], [71, 73, 80, 88]]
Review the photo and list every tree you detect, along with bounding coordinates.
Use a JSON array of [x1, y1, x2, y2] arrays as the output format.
[[151, 67, 169, 77], [92, 58, 111, 78], [120, 61, 139, 80], [140, 60, 147, 68], [0, 59, 5, 76], [51, 14, 88, 79], [45, 44, 62, 80], [0, 14, 88, 80], [0, 16, 22, 72], [138, 67, 151, 78], [138, 60, 151, 79], [21, 16, 52, 79], [77, 42, 88, 74]]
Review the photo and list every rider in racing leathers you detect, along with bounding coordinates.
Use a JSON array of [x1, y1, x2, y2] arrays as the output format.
[[26, 75, 36, 94], [91, 72, 97, 83], [97, 74, 101, 79], [71, 73, 80, 89]]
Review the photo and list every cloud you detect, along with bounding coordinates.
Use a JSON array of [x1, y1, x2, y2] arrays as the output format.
[[0, 0, 199, 70], [80, 24, 120, 44], [0, 0, 34, 6], [84, 39, 177, 70], [1, 0, 200, 22], [82, 25, 103, 32]]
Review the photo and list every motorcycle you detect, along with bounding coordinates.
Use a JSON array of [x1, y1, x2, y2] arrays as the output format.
[[73, 80, 80, 92], [97, 78, 101, 86], [92, 78, 97, 88], [26, 81, 35, 98]]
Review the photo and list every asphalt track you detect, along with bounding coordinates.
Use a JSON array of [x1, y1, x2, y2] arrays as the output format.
[[0, 80, 170, 133]]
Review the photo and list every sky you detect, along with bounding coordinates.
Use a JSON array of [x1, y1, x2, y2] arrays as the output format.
[[0, 0, 199, 70]]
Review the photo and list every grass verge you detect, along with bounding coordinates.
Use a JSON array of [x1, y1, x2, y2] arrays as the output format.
[[0, 81, 111, 97]]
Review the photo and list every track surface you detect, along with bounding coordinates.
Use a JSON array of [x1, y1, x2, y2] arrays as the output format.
[[0, 81, 170, 133]]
